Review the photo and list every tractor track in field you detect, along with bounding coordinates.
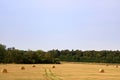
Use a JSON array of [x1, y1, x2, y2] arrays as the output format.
[[43, 67, 62, 80]]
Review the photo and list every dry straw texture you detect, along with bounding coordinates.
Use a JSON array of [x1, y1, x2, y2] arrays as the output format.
[[1, 69, 8, 73], [52, 65, 55, 68], [115, 65, 118, 68], [20, 66, 25, 70], [32, 65, 36, 67], [99, 69, 104, 73]]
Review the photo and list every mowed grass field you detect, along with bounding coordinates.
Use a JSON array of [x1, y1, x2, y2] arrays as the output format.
[[0, 62, 120, 80]]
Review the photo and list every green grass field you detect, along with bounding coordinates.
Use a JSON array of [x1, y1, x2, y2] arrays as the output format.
[[0, 63, 120, 80]]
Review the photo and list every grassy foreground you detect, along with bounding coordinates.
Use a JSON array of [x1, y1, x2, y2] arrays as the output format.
[[0, 63, 120, 80]]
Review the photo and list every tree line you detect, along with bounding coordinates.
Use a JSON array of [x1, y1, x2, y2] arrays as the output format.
[[0, 43, 120, 64]]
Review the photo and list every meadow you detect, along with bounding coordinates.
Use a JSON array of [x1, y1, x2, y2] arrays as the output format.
[[0, 62, 120, 80]]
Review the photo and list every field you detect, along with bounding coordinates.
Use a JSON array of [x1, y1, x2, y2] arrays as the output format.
[[0, 62, 120, 80]]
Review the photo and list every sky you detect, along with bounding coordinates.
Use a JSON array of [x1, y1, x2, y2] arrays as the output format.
[[0, 0, 120, 51]]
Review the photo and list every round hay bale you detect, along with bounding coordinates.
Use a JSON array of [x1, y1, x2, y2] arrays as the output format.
[[52, 65, 55, 68], [1, 69, 8, 73], [99, 69, 104, 73], [115, 65, 118, 68], [20, 66, 25, 70], [32, 65, 36, 67], [106, 64, 109, 66]]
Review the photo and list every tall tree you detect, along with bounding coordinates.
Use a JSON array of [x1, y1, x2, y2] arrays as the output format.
[[0, 44, 6, 63]]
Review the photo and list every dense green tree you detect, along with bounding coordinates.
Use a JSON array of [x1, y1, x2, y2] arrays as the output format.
[[1, 43, 120, 64], [0, 44, 6, 63]]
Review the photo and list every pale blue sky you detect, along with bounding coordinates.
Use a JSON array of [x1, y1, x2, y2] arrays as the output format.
[[1, 0, 120, 51]]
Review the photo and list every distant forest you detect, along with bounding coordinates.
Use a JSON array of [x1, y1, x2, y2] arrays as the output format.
[[0, 43, 120, 64]]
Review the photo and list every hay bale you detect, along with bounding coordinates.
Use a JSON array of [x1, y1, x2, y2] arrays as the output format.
[[52, 65, 55, 68], [99, 69, 104, 73], [20, 66, 25, 70], [32, 65, 36, 67], [106, 64, 109, 66], [115, 65, 118, 68], [1, 69, 8, 73]]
